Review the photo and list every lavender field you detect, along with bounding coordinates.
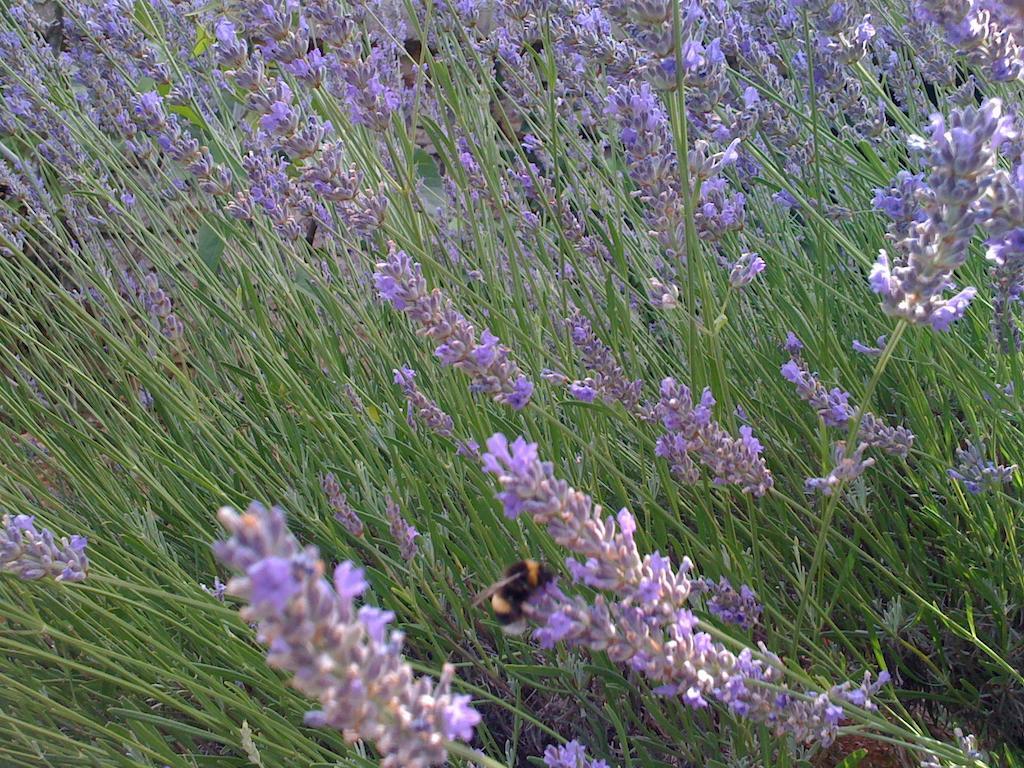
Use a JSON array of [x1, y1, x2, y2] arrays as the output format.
[[0, 0, 1022, 764]]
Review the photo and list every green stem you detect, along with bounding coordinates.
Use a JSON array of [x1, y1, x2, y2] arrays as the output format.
[[791, 320, 908, 655], [446, 740, 509, 768], [668, 1, 704, 390]]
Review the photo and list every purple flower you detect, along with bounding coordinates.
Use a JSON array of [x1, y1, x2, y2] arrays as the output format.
[[385, 496, 419, 561], [948, 442, 1017, 493], [247, 556, 299, 612], [984, 225, 1024, 353], [334, 561, 368, 599], [569, 381, 598, 403], [781, 342, 914, 479], [851, 336, 886, 356], [806, 443, 875, 496], [783, 331, 804, 356], [321, 472, 364, 537], [563, 314, 651, 419], [656, 379, 773, 496], [699, 576, 763, 630], [455, 439, 480, 458], [543, 741, 610, 768], [871, 100, 1013, 330], [729, 252, 766, 288], [393, 366, 456, 438], [1, 514, 88, 582], [440, 696, 480, 741], [647, 277, 680, 309], [201, 576, 227, 601], [780, 357, 853, 428], [374, 246, 533, 410], [480, 435, 887, 746], [212, 502, 480, 765], [857, 413, 915, 458]]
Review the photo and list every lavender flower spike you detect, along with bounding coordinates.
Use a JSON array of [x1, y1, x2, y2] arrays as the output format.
[[320, 473, 365, 537], [699, 576, 763, 630], [780, 357, 853, 428], [656, 379, 774, 496], [394, 366, 455, 438], [544, 741, 611, 768], [0, 514, 88, 582], [480, 435, 888, 746], [374, 246, 533, 410], [870, 100, 1015, 330], [385, 496, 419, 561], [566, 313, 651, 419], [213, 502, 479, 766], [948, 442, 1017, 493], [805, 443, 875, 496]]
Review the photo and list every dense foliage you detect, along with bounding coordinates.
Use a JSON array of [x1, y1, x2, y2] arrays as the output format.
[[1, 0, 1022, 764]]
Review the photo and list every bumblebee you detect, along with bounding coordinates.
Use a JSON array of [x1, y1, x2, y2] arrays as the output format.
[[474, 560, 553, 634]]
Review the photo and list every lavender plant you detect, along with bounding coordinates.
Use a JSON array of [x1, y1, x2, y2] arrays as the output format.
[[0, 0, 1020, 763], [212, 502, 477, 767], [480, 432, 889, 748]]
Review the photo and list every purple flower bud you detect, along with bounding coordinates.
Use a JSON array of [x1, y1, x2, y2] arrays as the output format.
[[729, 252, 766, 288], [374, 246, 533, 410], [247, 556, 299, 612], [544, 741, 610, 768], [321, 473, 364, 537], [948, 442, 1017, 493], [851, 336, 886, 356], [1, 513, 88, 582]]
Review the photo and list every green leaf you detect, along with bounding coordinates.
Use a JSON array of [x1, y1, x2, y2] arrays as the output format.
[[168, 103, 208, 131], [197, 223, 225, 273], [133, 0, 158, 35], [835, 748, 868, 768], [193, 25, 215, 57]]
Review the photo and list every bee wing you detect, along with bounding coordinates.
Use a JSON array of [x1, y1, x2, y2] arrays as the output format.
[[471, 573, 519, 607]]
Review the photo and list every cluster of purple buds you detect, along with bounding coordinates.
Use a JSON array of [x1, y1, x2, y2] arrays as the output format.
[[981, 157, 1024, 353], [393, 366, 455, 438], [557, 313, 652, 419], [604, 80, 745, 268], [384, 496, 419, 561], [948, 442, 1017, 493], [655, 379, 774, 497], [913, 0, 1024, 81], [543, 740, 610, 768], [212, 16, 390, 240], [140, 272, 185, 341], [694, 177, 746, 242], [805, 442, 875, 496], [646, 277, 680, 308], [780, 357, 854, 428], [728, 252, 766, 289], [479, 434, 887, 746], [212, 502, 479, 767], [320, 472, 365, 537], [131, 92, 232, 196], [1, 514, 88, 582], [374, 246, 533, 410], [781, 335, 914, 494], [870, 100, 1014, 331], [697, 576, 763, 630], [601, 0, 728, 103], [604, 82, 688, 262]]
